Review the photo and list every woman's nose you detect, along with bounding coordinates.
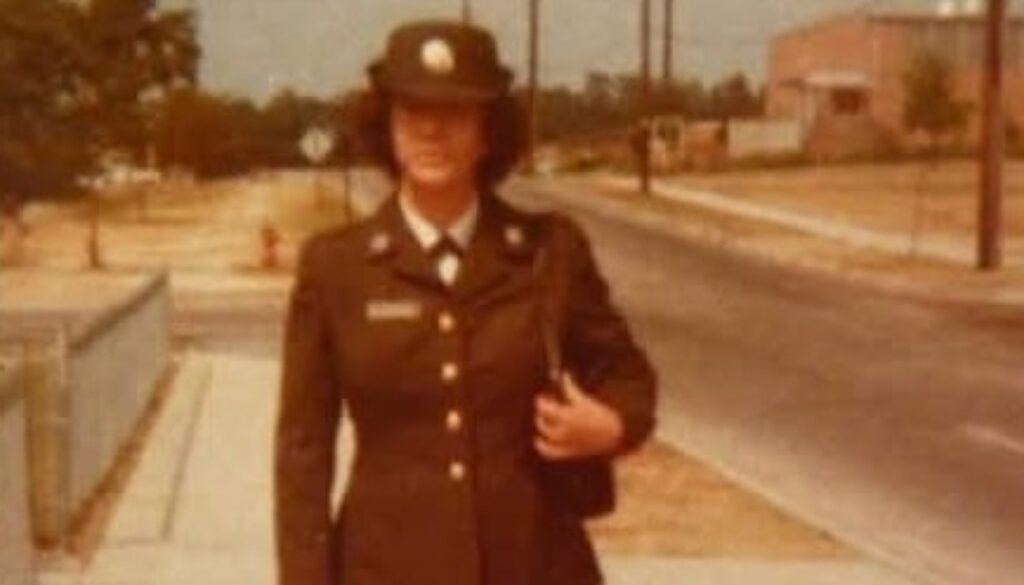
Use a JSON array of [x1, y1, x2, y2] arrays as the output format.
[[413, 114, 444, 137]]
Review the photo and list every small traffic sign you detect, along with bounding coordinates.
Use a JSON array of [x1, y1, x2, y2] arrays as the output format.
[[300, 127, 335, 165]]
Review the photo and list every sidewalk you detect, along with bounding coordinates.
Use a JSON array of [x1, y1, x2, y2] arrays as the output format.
[[38, 352, 916, 585], [525, 172, 1024, 307]]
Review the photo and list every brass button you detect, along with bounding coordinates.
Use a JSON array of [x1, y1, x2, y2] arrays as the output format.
[[441, 362, 460, 384], [438, 312, 457, 333], [449, 461, 467, 481], [445, 410, 463, 432]]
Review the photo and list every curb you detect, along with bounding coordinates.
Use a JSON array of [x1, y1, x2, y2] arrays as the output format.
[[601, 554, 919, 585]]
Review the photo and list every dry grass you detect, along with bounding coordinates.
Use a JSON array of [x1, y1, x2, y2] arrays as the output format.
[[2, 172, 354, 271], [671, 159, 1024, 239]]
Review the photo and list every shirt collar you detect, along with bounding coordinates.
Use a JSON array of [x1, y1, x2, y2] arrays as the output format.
[[398, 192, 479, 252]]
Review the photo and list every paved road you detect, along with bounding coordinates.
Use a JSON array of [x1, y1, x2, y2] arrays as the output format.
[[506, 180, 1024, 585]]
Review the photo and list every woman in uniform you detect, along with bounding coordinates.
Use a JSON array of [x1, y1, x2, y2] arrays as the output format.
[[274, 18, 656, 585]]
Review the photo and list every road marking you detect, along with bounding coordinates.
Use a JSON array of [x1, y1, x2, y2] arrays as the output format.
[[959, 423, 1024, 459]]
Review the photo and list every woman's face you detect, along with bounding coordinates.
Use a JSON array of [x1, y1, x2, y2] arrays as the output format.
[[391, 99, 486, 193]]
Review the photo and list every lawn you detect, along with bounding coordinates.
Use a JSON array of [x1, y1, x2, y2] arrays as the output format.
[[668, 159, 1024, 242]]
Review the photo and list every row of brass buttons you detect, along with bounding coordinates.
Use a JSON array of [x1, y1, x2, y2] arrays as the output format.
[[439, 309, 465, 482]]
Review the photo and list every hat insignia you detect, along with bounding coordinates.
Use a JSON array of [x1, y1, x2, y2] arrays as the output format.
[[421, 38, 456, 75]]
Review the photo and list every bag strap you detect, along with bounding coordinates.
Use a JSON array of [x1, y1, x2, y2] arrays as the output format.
[[533, 217, 568, 386]]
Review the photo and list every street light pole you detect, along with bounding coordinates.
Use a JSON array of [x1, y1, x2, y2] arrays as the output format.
[[526, 0, 540, 175], [639, 0, 652, 194], [462, 0, 473, 24], [978, 0, 1006, 270], [663, 0, 674, 85]]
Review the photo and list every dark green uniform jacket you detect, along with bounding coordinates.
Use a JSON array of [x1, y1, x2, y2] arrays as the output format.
[[274, 193, 656, 585]]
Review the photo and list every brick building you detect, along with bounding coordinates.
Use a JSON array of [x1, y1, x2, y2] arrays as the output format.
[[766, 0, 1024, 157]]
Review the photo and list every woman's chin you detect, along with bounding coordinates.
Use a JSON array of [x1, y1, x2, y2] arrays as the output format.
[[408, 167, 463, 190]]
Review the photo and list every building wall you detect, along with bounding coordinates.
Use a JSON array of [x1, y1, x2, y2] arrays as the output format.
[[766, 14, 875, 124], [767, 12, 1024, 152]]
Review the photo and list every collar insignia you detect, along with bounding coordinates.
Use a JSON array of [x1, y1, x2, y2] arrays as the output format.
[[368, 232, 392, 258], [504, 224, 525, 249]]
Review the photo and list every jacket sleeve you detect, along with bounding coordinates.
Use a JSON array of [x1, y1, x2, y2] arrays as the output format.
[[274, 236, 342, 585], [558, 217, 657, 455]]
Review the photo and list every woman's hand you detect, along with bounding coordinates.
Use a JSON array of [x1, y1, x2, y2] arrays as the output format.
[[534, 373, 624, 460]]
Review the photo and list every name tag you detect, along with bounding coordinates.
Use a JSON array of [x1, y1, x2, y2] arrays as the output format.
[[365, 299, 423, 322]]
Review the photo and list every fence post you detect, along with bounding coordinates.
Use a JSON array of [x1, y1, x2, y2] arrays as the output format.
[[23, 338, 70, 550], [0, 363, 38, 584]]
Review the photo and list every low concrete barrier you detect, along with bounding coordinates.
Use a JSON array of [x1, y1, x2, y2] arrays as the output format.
[[0, 363, 37, 584], [1, 271, 170, 550], [65, 273, 170, 521], [728, 118, 803, 160]]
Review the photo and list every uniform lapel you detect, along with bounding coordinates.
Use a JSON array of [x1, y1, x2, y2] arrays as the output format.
[[372, 196, 446, 291], [365, 193, 536, 300], [452, 194, 534, 304]]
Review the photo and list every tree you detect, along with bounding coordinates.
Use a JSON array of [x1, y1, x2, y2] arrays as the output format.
[[650, 78, 705, 117], [263, 90, 342, 166], [78, 0, 200, 160], [903, 50, 969, 148], [0, 0, 94, 204], [902, 51, 969, 258], [706, 73, 762, 120], [153, 88, 276, 177], [0, 0, 199, 207]]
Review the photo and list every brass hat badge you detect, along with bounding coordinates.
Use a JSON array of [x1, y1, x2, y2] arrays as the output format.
[[420, 38, 456, 75]]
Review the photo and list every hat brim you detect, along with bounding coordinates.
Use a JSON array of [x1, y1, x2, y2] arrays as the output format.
[[368, 61, 511, 104]]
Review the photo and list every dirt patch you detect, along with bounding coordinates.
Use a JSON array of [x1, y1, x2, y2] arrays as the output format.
[[2, 172, 354, 272], [588, 440, 854, 559]]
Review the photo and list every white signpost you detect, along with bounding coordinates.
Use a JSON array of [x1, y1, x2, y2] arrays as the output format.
[[299, 126, 336, 209], [300, 127, 335, 165]]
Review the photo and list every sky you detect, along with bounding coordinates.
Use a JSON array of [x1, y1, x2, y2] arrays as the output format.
[[160, 0, 1023, 102]]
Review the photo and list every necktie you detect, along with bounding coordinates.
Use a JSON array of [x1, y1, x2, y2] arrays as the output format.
[[430, 236, 463, 286]]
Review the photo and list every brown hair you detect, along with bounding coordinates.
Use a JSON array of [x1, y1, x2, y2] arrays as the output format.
[[350, 87, 527, 192]]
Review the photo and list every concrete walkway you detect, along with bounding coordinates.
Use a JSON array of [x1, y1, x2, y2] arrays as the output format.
[[39, 352, 916, 585]]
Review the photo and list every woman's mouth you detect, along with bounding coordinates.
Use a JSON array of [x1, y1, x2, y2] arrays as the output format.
[[413, 150, 449, 166]]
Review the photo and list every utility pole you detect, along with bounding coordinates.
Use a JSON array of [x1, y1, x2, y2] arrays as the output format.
[[462, 0, 473, 24], [978, 0, 1005, 270], [526, 0, 540, 175], [663, 0, 674, 85], [638, 0, 652, 194]]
